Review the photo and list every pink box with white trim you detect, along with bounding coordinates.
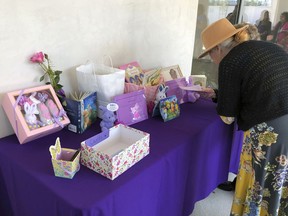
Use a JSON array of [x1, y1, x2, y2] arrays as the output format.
[[80, 124, 150, 180], [1, 85, 70, 144]]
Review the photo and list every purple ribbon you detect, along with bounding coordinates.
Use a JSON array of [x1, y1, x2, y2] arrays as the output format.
[[53, 108, 67, 128], [176, 78, 200, 103], [13, 89, 25, 136]]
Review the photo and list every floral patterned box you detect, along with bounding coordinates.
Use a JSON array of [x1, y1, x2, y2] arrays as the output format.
[[80, 124, 150, 180], [1, 84, 70, 144], [50, 137, 80, 179]]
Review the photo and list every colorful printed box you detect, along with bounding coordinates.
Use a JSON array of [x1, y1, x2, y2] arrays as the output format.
[[50, 137, 80, 179], [80, 124, 150, 180], [113, 90, 148, 125], [1, 85, 70, 144]]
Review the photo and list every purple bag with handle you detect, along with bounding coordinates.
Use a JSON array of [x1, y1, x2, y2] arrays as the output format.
[[165, 77, 200, 103], [165, 78, 188, 104], [113, 90, 148, 125]]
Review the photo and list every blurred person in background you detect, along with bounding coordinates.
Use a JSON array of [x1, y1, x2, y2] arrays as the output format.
[[256, 10, 272, 41], [268, 11, 288, 51]]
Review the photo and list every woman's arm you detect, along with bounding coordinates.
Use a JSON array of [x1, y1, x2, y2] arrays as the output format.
[[220, 116, 235, 124]]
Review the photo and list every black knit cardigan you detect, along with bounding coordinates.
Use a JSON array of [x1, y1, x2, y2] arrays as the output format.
[[216, 40, 288, 131]]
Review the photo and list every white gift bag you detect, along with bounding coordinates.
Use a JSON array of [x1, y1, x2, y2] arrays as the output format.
[[76, 57, 125, 118]]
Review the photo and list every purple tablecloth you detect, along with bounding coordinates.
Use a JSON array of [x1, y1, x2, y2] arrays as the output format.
[[229, 123, 244, 174], [0, 99, 237, 216]]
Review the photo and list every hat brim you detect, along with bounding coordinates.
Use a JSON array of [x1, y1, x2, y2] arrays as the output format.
[[197, 25, 248, 59]]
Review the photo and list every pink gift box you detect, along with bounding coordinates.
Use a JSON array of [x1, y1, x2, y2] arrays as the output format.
[[80, 124, 150, 180], [1, 85, 70, 144]]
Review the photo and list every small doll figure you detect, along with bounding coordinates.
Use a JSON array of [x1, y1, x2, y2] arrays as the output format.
[[154, 84, 169, 105], [46, 99, 59, 117], [24, 102, 39, 125], [38, 102, 53, 125], [131, 103, 141, 121], [99, 105, 116, 132]]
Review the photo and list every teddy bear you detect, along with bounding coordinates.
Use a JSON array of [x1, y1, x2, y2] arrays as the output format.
[[99, 105, 116, 132]]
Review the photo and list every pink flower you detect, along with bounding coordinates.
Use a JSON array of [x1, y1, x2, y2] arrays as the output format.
[[30, 51, 66, 98], [30, 52, 44, 63]]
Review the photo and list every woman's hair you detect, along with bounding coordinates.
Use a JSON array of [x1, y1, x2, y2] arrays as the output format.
[[259, 10, 270, 22], [281, 12, 288, 21], [263, 10, 270, 21], [234, 23, 260, 40], [218, 25, 250, 51]]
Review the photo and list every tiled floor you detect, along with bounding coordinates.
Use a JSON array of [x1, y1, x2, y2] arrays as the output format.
[[191, 188, 234, 216], [190, 173, 236, 216]]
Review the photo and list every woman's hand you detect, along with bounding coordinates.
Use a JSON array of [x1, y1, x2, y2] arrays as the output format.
[[197, 87, 216, 99]]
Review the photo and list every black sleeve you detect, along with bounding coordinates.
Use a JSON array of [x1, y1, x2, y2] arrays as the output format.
[[212, 89, 218, 103]]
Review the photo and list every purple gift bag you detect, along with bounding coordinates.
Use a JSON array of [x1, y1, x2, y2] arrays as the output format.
[[165, 78, 188, 104], [113, 90, 148, 125]]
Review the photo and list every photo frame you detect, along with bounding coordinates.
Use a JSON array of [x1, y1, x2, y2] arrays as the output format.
[[189, 75, 207, 87], [160, 65, 183, 82]]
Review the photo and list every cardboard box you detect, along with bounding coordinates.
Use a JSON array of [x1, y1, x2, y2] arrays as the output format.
[[1, 85, 70, 144], [50, 137, 80, 179], [80, 124, 150, 180]]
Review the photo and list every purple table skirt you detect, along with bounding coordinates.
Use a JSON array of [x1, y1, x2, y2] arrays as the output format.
[[0, 99, 237, 216], [229, 122, 244, 174]]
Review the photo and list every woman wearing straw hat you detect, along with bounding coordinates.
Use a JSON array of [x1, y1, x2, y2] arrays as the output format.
[[198, 18, 288, 215], [216, 22, 261, 192]]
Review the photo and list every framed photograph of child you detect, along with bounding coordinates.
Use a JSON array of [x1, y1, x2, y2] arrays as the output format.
[[160, 65, 183, 82]]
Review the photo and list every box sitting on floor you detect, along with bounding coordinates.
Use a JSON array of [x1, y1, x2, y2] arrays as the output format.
[[80, 124, 150, 180]]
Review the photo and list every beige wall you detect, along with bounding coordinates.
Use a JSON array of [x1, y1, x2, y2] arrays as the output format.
[[0, 0, 199, 138], [273, 0, 288, 24]]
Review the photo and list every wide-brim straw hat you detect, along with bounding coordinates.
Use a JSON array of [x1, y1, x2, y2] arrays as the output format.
[[198, 18, 248, 58]]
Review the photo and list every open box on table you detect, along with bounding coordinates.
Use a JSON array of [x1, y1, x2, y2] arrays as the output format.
[[50, 137, 80, 179], [1, 84, 70, 144], [80, 124, 150, 180]]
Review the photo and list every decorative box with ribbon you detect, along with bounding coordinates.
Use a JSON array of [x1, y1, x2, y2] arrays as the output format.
[[1, 84, 70, 144]]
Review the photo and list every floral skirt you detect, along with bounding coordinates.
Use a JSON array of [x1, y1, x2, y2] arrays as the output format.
[[230, 114, 288, 216]]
